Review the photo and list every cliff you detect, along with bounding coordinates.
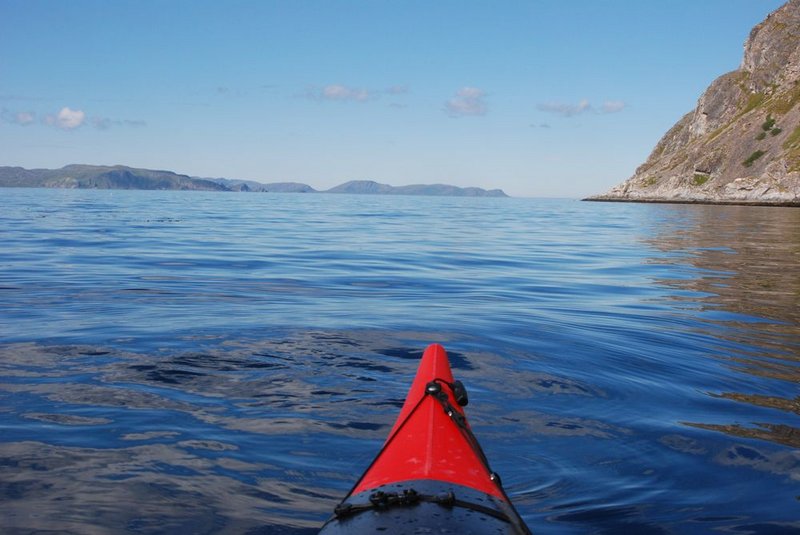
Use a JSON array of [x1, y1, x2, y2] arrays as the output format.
[[589, 0, 800, 206]]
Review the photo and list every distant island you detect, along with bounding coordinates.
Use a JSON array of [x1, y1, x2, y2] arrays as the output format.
[[0, 164, 508, 198], [587, 0, 800, 206]]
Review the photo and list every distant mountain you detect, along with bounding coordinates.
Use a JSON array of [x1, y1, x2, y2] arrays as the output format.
[[326, 180, 508, 197], [0, 165, 508, 197], [589, 0, 800, 205], [0, 164, 226, 191], [205, 177, 317, 193], [326, 180, 395, 195]]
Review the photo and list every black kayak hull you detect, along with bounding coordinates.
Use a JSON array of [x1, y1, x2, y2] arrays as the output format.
[[319, 479, 525, 534]]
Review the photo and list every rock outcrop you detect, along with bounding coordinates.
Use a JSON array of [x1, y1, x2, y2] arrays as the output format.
[[589, 0, 800, 205]]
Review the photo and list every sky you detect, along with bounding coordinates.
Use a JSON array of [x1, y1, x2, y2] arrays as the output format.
[[0, 0, 788, 198]]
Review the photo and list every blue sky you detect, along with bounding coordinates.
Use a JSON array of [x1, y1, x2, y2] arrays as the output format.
[[0, 0, 787, 197]]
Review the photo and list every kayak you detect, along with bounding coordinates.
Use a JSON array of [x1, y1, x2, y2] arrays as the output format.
[[319, 343, 531, 534]]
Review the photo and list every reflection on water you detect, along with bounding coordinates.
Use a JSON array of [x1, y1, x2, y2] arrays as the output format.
[[648, 205, 800, 325], [646, 205, 800, 450]]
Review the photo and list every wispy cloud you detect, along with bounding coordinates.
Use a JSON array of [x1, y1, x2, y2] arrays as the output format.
[[325, 84, 371, 101], [0, 94, 46, 102], [385, 85, 410, 95], [537, 99, 626, 117], [3, 106, 145, 130], [1, 109, 36, 125], [215, 85, 273, 98], [445, 87, 488, 117], [91, 117, 147, 130], [304, 84, 372, 103], [537, 99, 591, 117], [600, 100, 626, 113], [300, 84, 411, 107], [15, 111, 36, 125]]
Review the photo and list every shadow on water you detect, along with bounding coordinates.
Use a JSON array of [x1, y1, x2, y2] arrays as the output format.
[[1, 330, 581, 534], [377, 346, 474, 370]]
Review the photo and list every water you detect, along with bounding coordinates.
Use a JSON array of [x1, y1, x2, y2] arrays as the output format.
[[1, 189, 798, 534]]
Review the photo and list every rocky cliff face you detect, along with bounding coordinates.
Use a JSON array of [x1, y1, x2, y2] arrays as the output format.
[[591, 0, 800, 205]]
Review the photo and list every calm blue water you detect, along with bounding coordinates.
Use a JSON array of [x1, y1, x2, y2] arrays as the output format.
[[1, 188, 798, 534]]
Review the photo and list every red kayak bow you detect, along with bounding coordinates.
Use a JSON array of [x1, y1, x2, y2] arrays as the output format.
[[320, 343, 531, 534]]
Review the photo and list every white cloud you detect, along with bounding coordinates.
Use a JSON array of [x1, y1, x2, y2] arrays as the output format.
[[537, 99, 626, 117], [44, 107, 86, 129], [57, 106, 85, 129], [445, 87, 487, 117]]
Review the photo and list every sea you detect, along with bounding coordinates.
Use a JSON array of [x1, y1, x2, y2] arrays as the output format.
[[1, 188, 798, 534]]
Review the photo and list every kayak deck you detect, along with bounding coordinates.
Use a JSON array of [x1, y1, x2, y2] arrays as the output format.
[[320, 343, 531, 534]]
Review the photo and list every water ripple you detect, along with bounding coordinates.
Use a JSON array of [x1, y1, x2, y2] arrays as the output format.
[[1, 191, 798, 533]]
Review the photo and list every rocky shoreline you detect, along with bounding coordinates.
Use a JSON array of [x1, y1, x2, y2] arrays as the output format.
[[584, 197, 800, 208]]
